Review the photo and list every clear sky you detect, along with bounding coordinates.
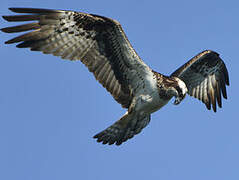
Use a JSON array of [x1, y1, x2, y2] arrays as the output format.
[[0, 0, 238, 180]]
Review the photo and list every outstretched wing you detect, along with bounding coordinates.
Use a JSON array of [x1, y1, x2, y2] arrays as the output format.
[[171, 50, 229, 112], [1, 7, 152, 108]]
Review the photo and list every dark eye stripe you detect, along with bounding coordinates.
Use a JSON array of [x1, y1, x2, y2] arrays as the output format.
[[176, 86, 182, 95]]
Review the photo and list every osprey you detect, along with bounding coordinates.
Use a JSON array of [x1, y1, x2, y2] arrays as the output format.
[[1, 8, 229, 145]]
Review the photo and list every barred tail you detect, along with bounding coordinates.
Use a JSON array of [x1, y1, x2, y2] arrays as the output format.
[[93, 112, 150, 145]]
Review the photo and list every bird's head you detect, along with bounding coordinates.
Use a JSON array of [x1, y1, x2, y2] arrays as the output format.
[[165, 77, 188, 105], [172, 77, 188, 105]]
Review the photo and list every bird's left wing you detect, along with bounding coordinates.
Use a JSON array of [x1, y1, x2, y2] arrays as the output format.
[[171, 50, 229, 112]]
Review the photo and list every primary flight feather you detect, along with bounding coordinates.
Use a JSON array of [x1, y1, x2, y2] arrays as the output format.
[[1, 8, 229, 145]]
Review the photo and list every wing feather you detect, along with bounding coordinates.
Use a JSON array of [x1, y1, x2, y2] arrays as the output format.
[[1, 22, 40, 33], [1, 8, 152, 108], [171, 50, 229, 112], [202, 78, 210, 108]]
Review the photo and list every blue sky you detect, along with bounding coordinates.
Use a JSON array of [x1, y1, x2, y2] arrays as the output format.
[[0, 0, 238, 180]]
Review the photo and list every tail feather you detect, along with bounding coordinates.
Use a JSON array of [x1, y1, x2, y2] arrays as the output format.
[[93, 112, 150, 145]]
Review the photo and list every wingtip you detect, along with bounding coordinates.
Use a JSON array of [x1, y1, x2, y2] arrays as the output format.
[[8, 7, 33, 13], [222, 90, 227, 99], [213, 107, 217, 113], [4, 39, 15, 44], [223, 67, 230, 86], [205, 102, 211, 110], [93, 133, 120, 146], [0, 27, 6, 33], [225, 75, 230, 86], [6, 7, 63, 14], [0, 27, 7, 33], [9, 7, 16, 11], [8, 7, 22, 13], [93, 134, 98, 139], [2, 15, 10, 21], [0, 26, 16, 33]]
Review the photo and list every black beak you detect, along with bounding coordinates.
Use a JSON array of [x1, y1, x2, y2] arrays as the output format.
[[174, 97, 181, 105]]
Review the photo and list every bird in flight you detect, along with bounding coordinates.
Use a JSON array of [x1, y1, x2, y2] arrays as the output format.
[[1, 8, 229, 145]]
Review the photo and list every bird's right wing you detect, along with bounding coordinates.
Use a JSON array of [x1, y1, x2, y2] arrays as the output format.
[[1, 7, 153, 109]]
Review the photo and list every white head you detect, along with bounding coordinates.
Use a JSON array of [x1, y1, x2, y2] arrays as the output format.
[[172, 77, 188, 105]]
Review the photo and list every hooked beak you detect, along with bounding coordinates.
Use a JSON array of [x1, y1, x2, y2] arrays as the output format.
[[174, 97, 181, 105], [174, 94, 186, 105]]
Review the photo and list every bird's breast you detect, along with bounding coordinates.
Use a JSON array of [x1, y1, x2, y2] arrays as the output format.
[[147, 90, 171, 113], [135, 80, 171, 114]]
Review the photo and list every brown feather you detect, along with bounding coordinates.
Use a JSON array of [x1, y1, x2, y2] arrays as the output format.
[[5, 29, 53, 44], [9, 7, 61, 14], [2, 15, 40, 22], [1, 23, 40, 33]]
